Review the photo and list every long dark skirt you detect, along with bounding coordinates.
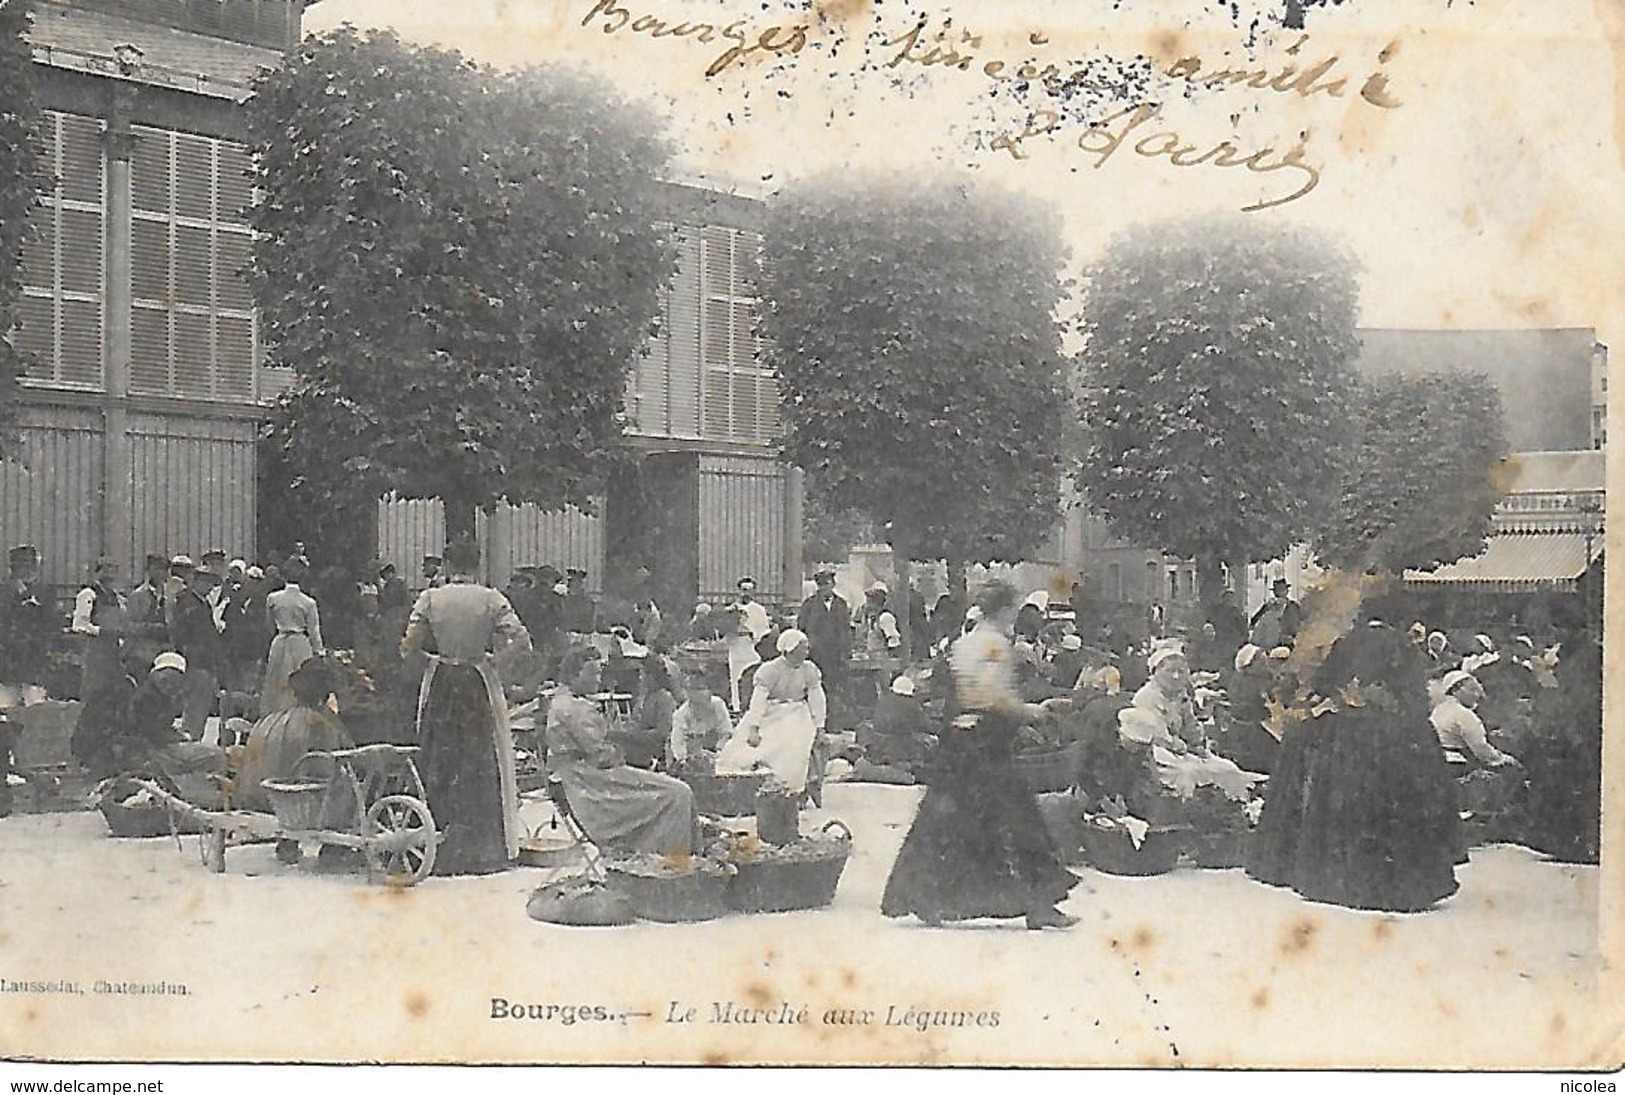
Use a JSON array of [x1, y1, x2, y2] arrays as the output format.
[[418, 663, 509, 876], [881, 714, 1076, 922], [1248, 708, 1460, 912]]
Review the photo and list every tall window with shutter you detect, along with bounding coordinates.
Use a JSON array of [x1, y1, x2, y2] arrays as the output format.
[[129, 124, 256, 403], [698, 225, 777, 445], [16, 111, 105, 391]]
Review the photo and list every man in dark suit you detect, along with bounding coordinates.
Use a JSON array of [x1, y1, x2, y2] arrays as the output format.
[[797, 567, 851, 728], [170, 566, 225, 740]]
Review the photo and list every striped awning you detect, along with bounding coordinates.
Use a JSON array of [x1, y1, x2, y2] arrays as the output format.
[[1403, 532, 1603, 593]]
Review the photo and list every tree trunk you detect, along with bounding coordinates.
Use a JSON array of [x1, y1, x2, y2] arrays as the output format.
[[887, 536, 913, 664], [1196, 552, 1242, 612]]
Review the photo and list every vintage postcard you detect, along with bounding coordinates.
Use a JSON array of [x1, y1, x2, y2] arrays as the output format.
[[0, 0, 1619, 1071]]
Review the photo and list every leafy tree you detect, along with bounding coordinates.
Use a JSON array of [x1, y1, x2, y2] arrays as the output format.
[[800, 476, 878, 566], [761, 175, 1072, 634], [1074, 215, 1361, 606], [248, 28, 674, 549], [0, 0, 42, 459], [1316, 371, 1510, 575]]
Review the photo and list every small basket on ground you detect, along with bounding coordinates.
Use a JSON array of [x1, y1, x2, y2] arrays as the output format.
[[1012, 743, 1080, 794], [260, 778, 332, 831], [682, 769, 766, 816], [605, 853, 735, 923], [94, 777, 204, 838], [1078, 817, 1183, 876], [725, 820, 852, 914]]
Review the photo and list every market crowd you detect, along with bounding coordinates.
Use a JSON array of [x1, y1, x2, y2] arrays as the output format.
[[0, 539, 1602, 923]]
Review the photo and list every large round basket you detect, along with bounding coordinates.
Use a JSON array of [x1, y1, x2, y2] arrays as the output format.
[[726, 820, 852, 914], [605, 856, 735, 923], [1078, 821, 1183, 876], [683, 770, 766, 817], [96, 779, 204, 838], [260, 778, 331, 831], [1012, 743, 1080, 794]]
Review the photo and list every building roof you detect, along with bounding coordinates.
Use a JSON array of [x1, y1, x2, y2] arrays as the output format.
[[29, 3, 281, 102], [1403, 531, 1603, 593]]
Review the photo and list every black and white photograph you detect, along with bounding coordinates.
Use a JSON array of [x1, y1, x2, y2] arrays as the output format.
[[0, 0, 1617, 1072]]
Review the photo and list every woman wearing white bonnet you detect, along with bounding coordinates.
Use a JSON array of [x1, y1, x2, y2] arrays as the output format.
[[714, 627, 827, 797]]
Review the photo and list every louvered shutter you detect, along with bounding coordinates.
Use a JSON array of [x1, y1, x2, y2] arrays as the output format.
[[124, 125, 259, 402], [667, 228, 702, 436], [21, 111, 104, 390], [131, 308, 170, 394]]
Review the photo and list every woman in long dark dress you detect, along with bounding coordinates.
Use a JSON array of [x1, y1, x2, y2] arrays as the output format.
[[1247, 597, 1461, 912], [400, 538, 531, 876], [882, 580, 1078, 930]]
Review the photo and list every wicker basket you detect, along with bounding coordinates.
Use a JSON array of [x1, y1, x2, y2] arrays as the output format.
[[260, 779, 331, 831], [96, 778, 205, 838], [683, 770, 766, 817], [605, 855, 735, 923], [1012, 743, 1080, 794], [1078, 820, 1183, 876], [726, 820, 852, 914]]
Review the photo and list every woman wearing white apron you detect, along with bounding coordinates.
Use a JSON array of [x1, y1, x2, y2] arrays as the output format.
[[716, 629, 826, 795]]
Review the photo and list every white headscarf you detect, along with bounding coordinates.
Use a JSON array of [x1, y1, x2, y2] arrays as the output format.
[[776, 628, 810, 655]]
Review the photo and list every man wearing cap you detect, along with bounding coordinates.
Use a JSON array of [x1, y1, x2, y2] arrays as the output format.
[[219, 560, 258, 692], [519, 566, 567, 676], [721, 577, 769, 711], [162, 555, 193, 637], [170, 565, 225, 740], [732, 577, 771, 642], [1, 545, 54, 690], [563, 567, 596, 634], [797, 568, 851, 722], [0, 546, 51, 814], [124, 553, 172, 681], [1250, 578, 1303, 650], [422, 554, 445, 589], [71, 558, 128, 706]]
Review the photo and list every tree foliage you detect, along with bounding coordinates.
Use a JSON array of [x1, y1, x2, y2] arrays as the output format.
[[248, 27, 675, 543], [761, 175, 1072, 570], [800, 473, 878, 565], [0, 0, 42, 459], [1074, 215, 1361, 597], [1316, 371, 1510, 575]]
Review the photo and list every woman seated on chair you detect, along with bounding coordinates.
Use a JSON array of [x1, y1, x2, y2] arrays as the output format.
[[545, 646, 696, 857]]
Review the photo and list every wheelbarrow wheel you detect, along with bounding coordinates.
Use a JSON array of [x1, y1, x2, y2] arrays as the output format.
[[363, 794, 437, 885]]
